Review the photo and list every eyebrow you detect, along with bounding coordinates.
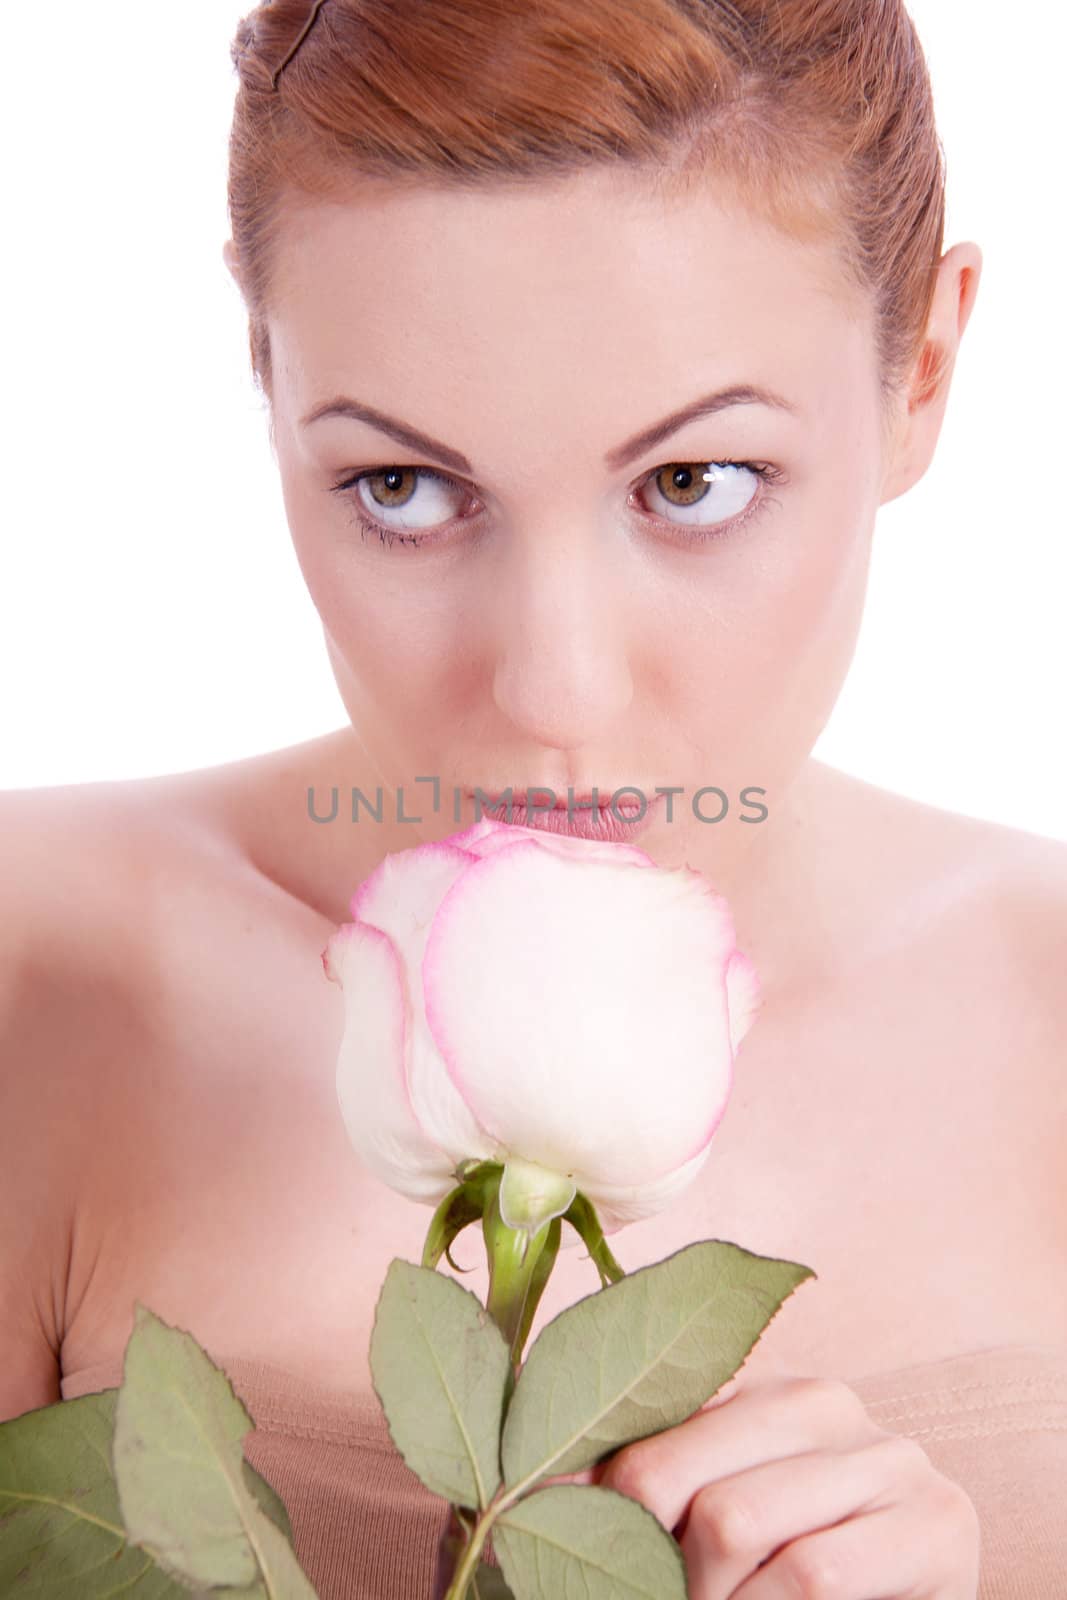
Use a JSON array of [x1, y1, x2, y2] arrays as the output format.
[[300, 383, 800, 475]]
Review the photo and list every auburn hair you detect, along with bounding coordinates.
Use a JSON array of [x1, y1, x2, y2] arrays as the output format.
[[227, 0, 948, 435]]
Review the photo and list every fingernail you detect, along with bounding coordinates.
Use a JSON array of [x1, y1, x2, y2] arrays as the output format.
[[704, 1376, 740, 1407]]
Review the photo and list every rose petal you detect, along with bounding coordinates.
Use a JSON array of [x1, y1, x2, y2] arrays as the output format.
[[350, 840, 479, 931], [725, 949, 762, 1052], [326, 921, 457, 1202], [423, 844, 736, 1191], [452, 814, 655, 869], [582, 1139, 716, 1233], [351, 841, 503, 1169], [443, 815, 516, 853]]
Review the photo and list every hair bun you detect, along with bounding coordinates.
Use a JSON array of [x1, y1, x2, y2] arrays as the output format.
[[231, 1, 330, 92], [230, 10, 268, 85]]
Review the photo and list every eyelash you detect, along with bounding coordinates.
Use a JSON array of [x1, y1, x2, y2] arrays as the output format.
[[330, 459, 786, 551]]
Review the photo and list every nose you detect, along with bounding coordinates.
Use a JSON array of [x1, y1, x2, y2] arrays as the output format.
[[490, 526, 634, 748]]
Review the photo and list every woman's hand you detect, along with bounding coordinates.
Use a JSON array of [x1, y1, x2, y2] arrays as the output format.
[[551, 1368, 981, 1597]]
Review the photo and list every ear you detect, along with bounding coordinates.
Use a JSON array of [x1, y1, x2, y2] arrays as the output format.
[[222, 239, 243, 293], [880, 241, 983, 506]]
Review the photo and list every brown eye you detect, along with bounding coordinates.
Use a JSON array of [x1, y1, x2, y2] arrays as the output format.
[[640, 460, 762, 529], [364, 467, 419, 508], [347, 466, 468, 531], [653, 464, 714, 507]]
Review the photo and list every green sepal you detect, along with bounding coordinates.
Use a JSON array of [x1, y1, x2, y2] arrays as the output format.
[[422, 1162, 505, 1272], [561, 1190, 627, 1287], [481, 1186, 557, 1373], [510, 1215, 562, 1364], [456, 1158, 504, 1183]]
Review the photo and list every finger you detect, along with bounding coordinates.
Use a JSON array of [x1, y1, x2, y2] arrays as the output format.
[[598, 1375, 874, 1536], [701, 1374, 744, 1409], [678, 1435, 932, 1598], [538, 1465, 596, 1489], [725, 1488, 978, 1599], [541, 1376, 747, 1493]]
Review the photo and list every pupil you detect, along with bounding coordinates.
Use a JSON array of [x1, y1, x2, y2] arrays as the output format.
[[385, 470, 403, 489], [673, 468, 692, 488]]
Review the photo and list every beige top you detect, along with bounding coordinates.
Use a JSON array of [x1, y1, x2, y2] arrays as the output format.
[[62, 1341, 1067, 1598]]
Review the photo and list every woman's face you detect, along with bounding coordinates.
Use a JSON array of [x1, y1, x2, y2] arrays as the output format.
[[259, 166, 898, 874]]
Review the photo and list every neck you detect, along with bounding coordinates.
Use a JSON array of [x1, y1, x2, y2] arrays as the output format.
[[266, 725, 851, 1005]]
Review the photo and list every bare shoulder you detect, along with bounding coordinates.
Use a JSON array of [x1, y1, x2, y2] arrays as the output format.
[[934, 806, 1067, 1234], [893, 781, 1067, 1015], [159, 726, 377, 923], [0, 769, 230, 1145], [820, 761, 1067, 1063], [0, 761, 266, 1188], [0, 777, 168, 990], [0, 763, 250, 982], [0, 757, 318, 1418], [0, 729, 354, 1022], [0, 775, 195, 1419], [980, 818, 1067, 1070]]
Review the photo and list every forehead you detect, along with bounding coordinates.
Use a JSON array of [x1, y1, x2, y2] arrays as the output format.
[[267, 167, 876, 457]]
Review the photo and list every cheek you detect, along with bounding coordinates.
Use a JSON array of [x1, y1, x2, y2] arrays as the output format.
[[283, 492, 459, 698], [328, 599, 456, 709], [761, 530, 870, 677], [314, 561, 474, 715], [733, 489, 875, 747], [657, 487, 874, 740]]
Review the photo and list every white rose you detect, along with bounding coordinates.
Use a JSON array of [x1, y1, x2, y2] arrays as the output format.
[[323, 816, 760, 1236]]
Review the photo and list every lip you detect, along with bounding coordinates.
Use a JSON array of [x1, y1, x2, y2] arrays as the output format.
[[472, 786, 658, 806], [470, 790, 664, 842]]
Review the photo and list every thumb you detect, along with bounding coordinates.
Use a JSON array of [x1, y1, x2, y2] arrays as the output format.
[[538, 1376, 743, 1492], [701, 1373, 743, 1409], [540, 1464, 598, 1489]]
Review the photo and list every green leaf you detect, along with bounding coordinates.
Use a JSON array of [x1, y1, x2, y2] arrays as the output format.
[[241, 1457, 296, 1542], [369, 1258, 512, 1510], [0, 1386, 269, 1596], [470, 1561, 518, 1600], [470, 1561, 518, 1599], [501, 1239, 815, 1488], [113, 1303, 317, 1596], [493, 1484, 687, 1600]]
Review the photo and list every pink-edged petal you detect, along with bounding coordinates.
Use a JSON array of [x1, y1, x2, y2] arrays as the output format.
[[327, 921, 457, 1203], [405, 994, 504, 1172], [444, 815, 521, 854], [504, 831, 656, 869], [725, 949, 762, 1053], [423, 844, 737, 1190], [347, 840, 504, 1168], [453, 814, 655, 869], [350, 841, 476, 935], [581, 1138, 717, 1233]]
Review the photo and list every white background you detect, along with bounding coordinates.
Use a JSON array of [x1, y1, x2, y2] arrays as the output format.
[[2, 2, 1063, 839]]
